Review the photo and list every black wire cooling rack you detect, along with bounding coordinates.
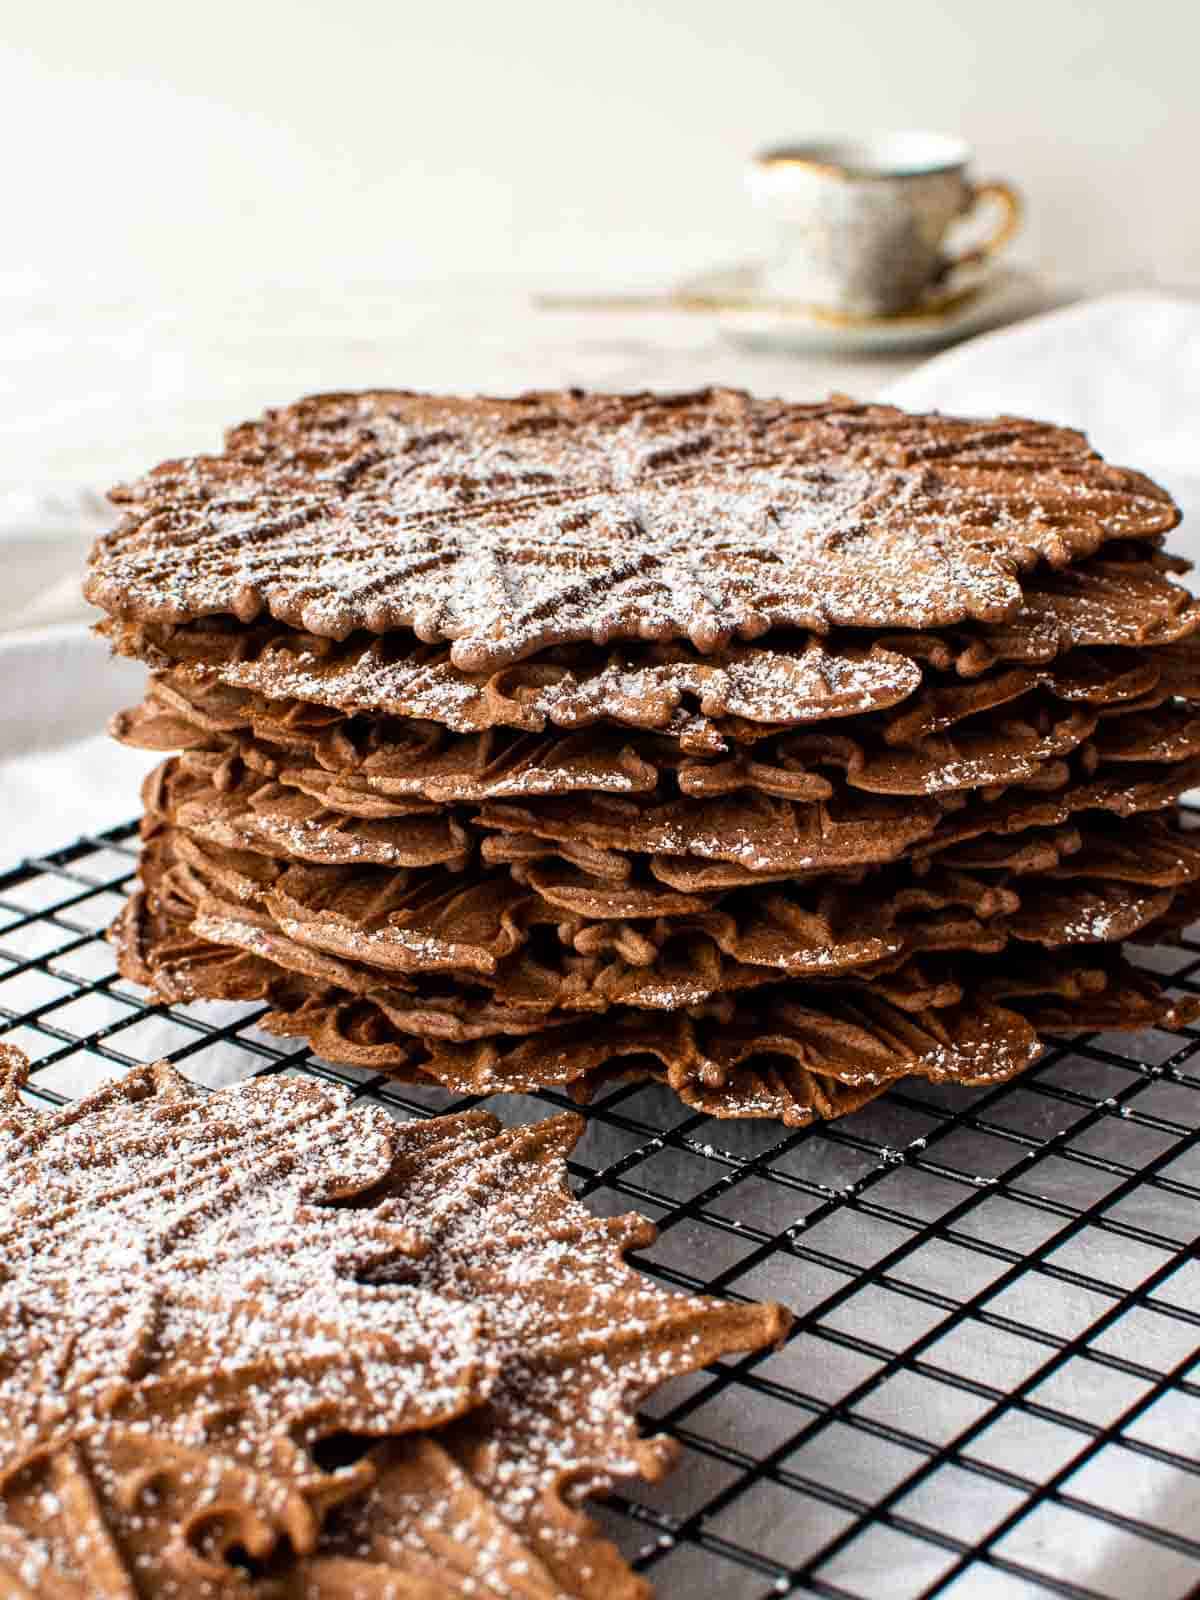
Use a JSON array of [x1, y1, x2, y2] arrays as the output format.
[[3, 820, 1200, 1600]]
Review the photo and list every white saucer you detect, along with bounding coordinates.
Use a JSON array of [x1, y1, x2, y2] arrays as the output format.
[[676, 262, 1050, 354]]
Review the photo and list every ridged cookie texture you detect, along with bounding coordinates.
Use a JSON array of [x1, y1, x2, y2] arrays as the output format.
[[0, 1047, 786, 1597], [86, 389, 1177, 663]]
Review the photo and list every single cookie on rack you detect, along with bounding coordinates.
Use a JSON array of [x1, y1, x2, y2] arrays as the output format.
[[0, 1045, 787, 1598]]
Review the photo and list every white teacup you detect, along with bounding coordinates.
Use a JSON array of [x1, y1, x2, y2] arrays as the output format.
[[749, 132, 1021, 318]]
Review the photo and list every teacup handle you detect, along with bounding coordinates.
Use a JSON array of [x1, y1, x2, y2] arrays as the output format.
[[942, 180, 1023, 273]]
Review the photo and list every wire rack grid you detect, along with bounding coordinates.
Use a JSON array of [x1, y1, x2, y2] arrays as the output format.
[[2, 819, 1200, 1600]]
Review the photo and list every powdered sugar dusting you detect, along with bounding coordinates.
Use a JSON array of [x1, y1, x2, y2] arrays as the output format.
[[0, 1056, 485, 1595], [86, 388, 1178, 669], [0, 1049, 787, 1595]]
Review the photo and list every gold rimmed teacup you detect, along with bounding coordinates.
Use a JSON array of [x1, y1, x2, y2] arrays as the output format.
[[749, 132, 1021, 318]]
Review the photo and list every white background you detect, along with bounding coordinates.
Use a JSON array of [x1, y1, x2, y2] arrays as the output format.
[[4, 0, 1199, 297]]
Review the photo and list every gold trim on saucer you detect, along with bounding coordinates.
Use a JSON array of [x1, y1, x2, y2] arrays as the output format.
[[675, 273, 984, 326], [534, 271, 982, 326]]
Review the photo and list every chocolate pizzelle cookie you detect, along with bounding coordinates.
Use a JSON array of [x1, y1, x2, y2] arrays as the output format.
[[91, 388, 1200, 1123], [0, 1045, 786, 1597]]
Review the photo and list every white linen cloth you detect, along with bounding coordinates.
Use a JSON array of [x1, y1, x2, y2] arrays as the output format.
[[0, 291, 1198, 1598], [0, 624, 158, 858], [886, 291, 1200, 564]]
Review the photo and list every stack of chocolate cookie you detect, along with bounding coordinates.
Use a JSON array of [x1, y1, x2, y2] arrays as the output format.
[[89, 389, 1200, 1123]]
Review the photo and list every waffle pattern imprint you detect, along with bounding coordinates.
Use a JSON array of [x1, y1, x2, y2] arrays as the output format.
[[0, 1045, 785, 1598]]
